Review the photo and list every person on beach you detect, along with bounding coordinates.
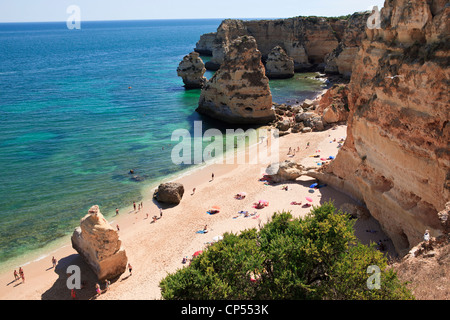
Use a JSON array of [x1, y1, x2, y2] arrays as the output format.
[[203, 225, 208, 233], [95, 283, 101, 297], [116, 208, 119, 215], [133, 202, 136, 211], [52, 256, 57, 268], [105, 279, 110, 291], [192, 188, 196, 195], [159, 208, 163, 218], [211, 173, 214, 181], [128, 263, 132, 275], [14, 270, 19, 281], [116, 224, 120, 232]]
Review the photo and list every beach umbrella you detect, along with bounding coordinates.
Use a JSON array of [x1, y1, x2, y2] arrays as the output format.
[[309, 183, 318, 188], [211, 205, 221, 211], [306, 197, 313, 202], [193, 250, 203, 257], [212, 235, 223, 242]]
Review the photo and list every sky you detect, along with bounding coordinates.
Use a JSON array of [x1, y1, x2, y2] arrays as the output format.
[[0, 0, 386, 23]]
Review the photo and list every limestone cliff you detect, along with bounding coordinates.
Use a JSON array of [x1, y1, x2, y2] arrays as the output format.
[[195, 13, 369, 76], [312, 0, 450, 256], [197, 36, 275, 124], [72, 205, 127, 281]]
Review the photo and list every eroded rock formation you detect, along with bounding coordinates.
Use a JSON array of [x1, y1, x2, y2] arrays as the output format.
[[71, 205, 127, 281], [197, 36, 275, 124], [177, 52, 207, 89], [312, 0, 450, 256], [265, 46, 295, 79], [195, 13, 369, 76]]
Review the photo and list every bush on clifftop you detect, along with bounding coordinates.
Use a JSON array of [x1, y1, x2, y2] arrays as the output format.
[[159, 202, 413, 300]]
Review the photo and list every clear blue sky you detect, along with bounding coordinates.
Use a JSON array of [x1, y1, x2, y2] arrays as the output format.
[[0, 0, 386, 23]]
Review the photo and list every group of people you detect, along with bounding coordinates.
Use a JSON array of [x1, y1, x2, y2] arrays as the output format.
[[13, 267, 25, 284]]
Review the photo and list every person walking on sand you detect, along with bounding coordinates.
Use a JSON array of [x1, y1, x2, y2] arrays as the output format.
[[105, 279, 110, 291], [192, 188, 196, 195], [116, 208, 119, 215], [128, 263, 133, 276], [52, 256, 57, 268], [133, 202, 136, 211], [211, 173, 214, 181], [116, 224, 120, 232], [95, 283, 101, 297], [14, 270, 19, 281]]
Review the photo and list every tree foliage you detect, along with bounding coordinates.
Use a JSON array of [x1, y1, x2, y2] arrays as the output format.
[[159, 202, 413, 300]]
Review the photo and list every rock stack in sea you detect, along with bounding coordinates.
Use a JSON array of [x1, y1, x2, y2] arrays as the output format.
[[265, 46, 295, 79], [71, 205, 128, 281], [177, 52, 207, 89], [196, 36, 275, 124]]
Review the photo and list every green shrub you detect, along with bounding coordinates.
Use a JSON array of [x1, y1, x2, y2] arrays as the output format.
[[159, 202, 413, 300]]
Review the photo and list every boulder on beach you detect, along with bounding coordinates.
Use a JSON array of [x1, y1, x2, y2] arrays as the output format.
[[71, 205, 128, 281], [155, 182, 185, 205], [266, 160, 306, 183]]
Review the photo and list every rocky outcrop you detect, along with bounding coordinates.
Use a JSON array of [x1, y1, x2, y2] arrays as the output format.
[[266, 160, 306, 183], [265, 46, 295, 79], [195, 13, 369, 76], [206, 19, 248, 71], [155, 182, 185, 205], [313, 0, 450, 256], [197, 36, 275, 124], [177, 52, 207, 89], [71, 205, 127, 281], [316, 84, 350, 124], [194, 32, 216, 55], [324, 12, 371, 78], [393, 203, 449, 299]]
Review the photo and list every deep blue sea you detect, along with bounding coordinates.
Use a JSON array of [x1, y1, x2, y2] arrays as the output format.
[[0, 19, 326, 270]]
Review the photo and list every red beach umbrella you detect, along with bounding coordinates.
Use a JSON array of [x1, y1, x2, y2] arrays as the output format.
[[306, 197, 313, 202], [193, 251, 203, 258]]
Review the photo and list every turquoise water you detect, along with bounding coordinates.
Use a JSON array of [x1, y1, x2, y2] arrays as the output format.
[[0, 20, 326, 270]]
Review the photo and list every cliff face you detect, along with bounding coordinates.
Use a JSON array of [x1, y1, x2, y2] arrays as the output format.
[[316, 0, 450, 255], [195, 13, 369, 76], [197, 36, 275, 124]]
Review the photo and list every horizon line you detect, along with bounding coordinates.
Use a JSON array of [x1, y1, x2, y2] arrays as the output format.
[[0, 11, 369, 24]]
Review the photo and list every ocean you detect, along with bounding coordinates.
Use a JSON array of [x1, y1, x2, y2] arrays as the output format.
[[0, 19, 326, 271]]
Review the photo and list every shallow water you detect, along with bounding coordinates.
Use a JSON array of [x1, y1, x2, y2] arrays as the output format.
[[0, 19, 326, 270]]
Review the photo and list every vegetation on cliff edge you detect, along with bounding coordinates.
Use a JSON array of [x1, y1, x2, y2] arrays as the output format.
[[159, 202, 414, 300]]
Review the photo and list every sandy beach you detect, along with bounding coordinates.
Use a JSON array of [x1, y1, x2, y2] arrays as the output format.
[[0, 124, 397, 300]]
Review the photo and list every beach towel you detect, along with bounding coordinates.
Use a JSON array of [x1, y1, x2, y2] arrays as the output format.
[[196, 230, 207, 234]]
